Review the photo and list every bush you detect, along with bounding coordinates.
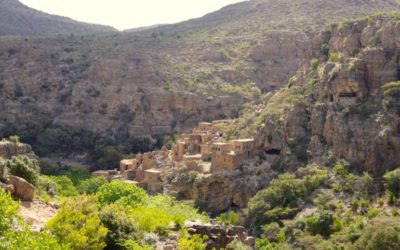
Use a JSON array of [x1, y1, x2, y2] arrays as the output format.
[[0, 230, 66, 250], [0, 188, 20, 232], [248, 165, 328, 227], [226, 239, 253, 250], [77, 176, 108, 194], [144, 195, 208, 227], [96, 180, 148, 207], [6, 155, 40, 186], [217, 211, 240, 226], [354, 224, 400, 250], [304, 211, 337, 237], [8, 135, 20, 145], [178, 230, 208, 250], [329, 51, 341, 62], [45, 195, 108, 250], [48, 176, 78, 197], [310, 58, 319, 70], [383, 168, 400, 200], [100, 204, 141, 248]]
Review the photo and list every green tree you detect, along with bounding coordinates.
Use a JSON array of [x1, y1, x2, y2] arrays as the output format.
[[45, 195, 108, 250], [77, 176, 108, 194], [383, 168, 400, 202], [100, 204, 140, 247], [48, 176, 78, 197], [96, 180, 147, 207]]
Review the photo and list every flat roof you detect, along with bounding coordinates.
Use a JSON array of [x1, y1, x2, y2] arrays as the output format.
[[120, 159, 135, 164], [199, 122, 212, 125], [231, 139, 254, 142], [213, 142, 229, 146], [145, 169, 163, 174]]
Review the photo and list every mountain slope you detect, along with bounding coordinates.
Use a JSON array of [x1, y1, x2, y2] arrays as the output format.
[[0, 0, 116, 36], [1, 0, 400, 159]]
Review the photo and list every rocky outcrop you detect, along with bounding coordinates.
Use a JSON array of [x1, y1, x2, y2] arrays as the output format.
[[8, 176, 35, 201], [0, 141, 36, 159], [193, 161, 276, 215], [185, 220, 255, 249], [257, 16, 400, 174]]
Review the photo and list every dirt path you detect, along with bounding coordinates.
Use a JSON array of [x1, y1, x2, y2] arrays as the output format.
[[18, 199, 58, 231]]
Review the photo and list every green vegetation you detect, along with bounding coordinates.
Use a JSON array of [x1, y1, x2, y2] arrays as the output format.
[[384, 168, 400, 203], [45, 195, 108, 250], [0, 155, 40, 185], [216, 211, 240, 225], [96, 180, 147, 207], [329, 51, 341, 62], [310, 58, 319, 70], [248, 164, 328, 227], [0, 188, 66, 249], [178, 230, 208, 250]]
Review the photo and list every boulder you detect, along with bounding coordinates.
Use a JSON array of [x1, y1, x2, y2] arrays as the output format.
[[8, 176, 35, 201]]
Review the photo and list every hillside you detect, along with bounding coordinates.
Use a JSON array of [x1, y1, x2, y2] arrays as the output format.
[[1, 0, 400, 161], [0, 0, 116, 36]]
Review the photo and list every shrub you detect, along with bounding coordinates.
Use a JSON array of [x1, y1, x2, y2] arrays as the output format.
[[8, 135, 20, 145], [122, 240, 152, 250], [348, 63, 356, 73], [383, 168, 400, 200], [310, 58, 319, 70], [0, 188, 20, 232], [7, 155, 40, 186], [304, 211, 337, 237], [248, 165, 327, 227], [63, 166, 91, 185], [0, 230, 66, 250], [333, 161, 350, 177], [48, 176, 78, 197], [96, 180, 148, 207], [178, 230, 208, 250], [329, 51, 341, 62], [100, 204, 141, 248], [354, 224, 400, 250], [217, 211, 240, 226], [226, 239, 253, 250], [261, 222, 281, 242], [38, 176, 59, 197], [77, 176, 108, 194], [129, 207, 174, 234], [45, 195, 108, 250], [144, 195, 208, 227]]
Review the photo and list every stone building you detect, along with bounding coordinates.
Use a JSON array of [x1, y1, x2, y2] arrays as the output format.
[[210, 139, 255, 173]]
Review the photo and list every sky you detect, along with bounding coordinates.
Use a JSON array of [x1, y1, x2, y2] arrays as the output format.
[[20, 0, 245, 31]]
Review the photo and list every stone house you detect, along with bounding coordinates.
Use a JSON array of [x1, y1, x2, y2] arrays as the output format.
[[210, 139, 255, 173]]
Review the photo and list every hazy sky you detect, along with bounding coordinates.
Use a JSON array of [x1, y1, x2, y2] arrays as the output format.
[[20, 0, 245, 30]]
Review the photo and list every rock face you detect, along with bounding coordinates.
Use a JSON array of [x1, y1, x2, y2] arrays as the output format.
[[193, 161, 276, 215], [257, 17, 400, 174], [8, 176, 35, 201], [0, 141, 36, 159]]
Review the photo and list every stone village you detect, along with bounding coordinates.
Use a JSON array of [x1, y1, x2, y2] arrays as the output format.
[[94, 120, 258, 198]]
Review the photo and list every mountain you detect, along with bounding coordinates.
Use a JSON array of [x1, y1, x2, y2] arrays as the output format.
[[1, 0, 400, 159], [0, 0, 116, 36]]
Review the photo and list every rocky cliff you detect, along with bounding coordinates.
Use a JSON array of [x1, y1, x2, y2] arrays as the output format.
[[256, 15, 400, 174], [0, 140, 35, 159]]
